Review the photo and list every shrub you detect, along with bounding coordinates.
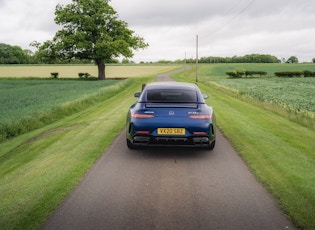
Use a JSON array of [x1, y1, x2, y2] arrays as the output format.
[[226, 70, 238, 78], [226, 69, 266, 78], [275, 71, 303, 77], [78, 72, 92, 79], [274, 71, 315, 78], [50, 72, 59, 78], [303, 70, 315, 77], [245, 71, 267, 77]]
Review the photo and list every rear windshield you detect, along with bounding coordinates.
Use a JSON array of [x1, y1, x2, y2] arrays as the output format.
[[146, 90, 197, 103]]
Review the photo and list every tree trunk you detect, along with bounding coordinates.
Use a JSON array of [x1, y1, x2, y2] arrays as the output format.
[[97, 60, 106, 80]]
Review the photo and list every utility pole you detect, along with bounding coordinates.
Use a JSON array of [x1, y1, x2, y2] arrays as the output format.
[[185, 51, 186, 65], [196, 34, 198, 83]]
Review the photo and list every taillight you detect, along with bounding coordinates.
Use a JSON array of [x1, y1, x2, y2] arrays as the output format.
[[188, 114, 212, 119], [193, 131, 207, 135], [136, 130, 150, 134], [131, 113, 154, 118]]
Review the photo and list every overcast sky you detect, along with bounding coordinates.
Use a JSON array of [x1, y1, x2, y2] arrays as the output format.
[[0, 0, 314, 62]]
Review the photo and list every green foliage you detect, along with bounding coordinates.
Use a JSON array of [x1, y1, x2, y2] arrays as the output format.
[[275, 71, 302, 77], [226, 68, 267, 78], [157, 59, 174, 64], [274, 70, 315, 77], [200, 54, 281, 63], [245, 70, 267, 77], [50, 72, 59, 78], [286, 56, 299, 63], [78, 72, 91, 78], [35, 0, 148, 79], [303, 70, 315, 77], [0, 43, 30, 64]]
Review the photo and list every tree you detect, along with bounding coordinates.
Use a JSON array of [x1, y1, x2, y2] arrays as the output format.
[[0, 43, 30, 64], [36, 0, 148, 80], [286, 56, 299, 64], [312, 58, 315, 63]]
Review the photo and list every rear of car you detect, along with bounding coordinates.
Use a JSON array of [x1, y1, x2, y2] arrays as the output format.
[[126, 82, 216, 150]]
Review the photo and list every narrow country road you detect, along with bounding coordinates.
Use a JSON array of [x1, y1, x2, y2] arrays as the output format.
[[41, 70, 296, 230]]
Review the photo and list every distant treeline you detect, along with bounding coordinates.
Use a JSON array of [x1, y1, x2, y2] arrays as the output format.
[[198, 54, 281, 63], [151, 55, 313, 64], [1, 43, 315, 64]]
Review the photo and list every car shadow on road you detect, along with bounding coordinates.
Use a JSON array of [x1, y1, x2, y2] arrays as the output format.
[[127, 146, 215, 160]]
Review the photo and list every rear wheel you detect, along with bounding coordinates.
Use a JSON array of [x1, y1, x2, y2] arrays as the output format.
[[127, 139, 138, 149], [205, 140, 215, 150]]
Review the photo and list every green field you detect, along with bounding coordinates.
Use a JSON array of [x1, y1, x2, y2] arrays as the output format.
[[208, 77, 315, 113], [196, 64, 315, 126], [0, 64, 315, 229], [0, 79, 122, 141], [200, 63, 315, 77]]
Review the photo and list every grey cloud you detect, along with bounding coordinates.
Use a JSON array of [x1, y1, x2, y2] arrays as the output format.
[[1, 0, 314, 62]]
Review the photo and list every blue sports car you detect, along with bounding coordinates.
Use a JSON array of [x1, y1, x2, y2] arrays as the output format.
[[126, 82, 216, 150]]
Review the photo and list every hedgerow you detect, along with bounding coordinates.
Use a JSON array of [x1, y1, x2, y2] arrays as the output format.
[[226, 69, 267, 78], [274, 70, 315, 77]]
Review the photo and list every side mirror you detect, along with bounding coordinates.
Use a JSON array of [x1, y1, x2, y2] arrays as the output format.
[[134, 92, 141, 98], [202, 93, 209, 99]]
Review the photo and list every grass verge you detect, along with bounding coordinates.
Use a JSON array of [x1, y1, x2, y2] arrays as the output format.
[[0, 76, 154, 230], [174, 69, 315, 229]]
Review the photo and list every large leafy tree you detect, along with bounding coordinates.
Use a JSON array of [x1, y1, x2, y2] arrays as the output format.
[[37, 0, 148, 79]]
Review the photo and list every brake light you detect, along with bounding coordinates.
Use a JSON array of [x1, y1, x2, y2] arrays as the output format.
[[193, 132, 207, 135], [136, 130, 150, 134], [131, 113, 154, 118], [188, 114, 212, 119]]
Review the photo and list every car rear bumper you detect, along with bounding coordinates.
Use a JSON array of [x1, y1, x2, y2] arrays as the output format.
[[131, 135, 214, 147]]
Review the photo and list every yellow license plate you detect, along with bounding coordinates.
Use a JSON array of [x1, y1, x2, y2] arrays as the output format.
[[157, 128, 185, 135]]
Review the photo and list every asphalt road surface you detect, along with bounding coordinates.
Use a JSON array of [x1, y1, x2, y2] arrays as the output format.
[[41, 72, 296, 230]]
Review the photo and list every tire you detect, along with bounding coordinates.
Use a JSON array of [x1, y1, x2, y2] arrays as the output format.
[[127, 139, 138, 149], [205, 140, 215, 150]]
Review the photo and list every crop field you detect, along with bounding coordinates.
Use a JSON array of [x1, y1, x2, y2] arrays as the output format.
[[196, 64, 315, 118], [0, 65, 180, 141], [0, 64, 179, 78], [200, 63, 315, 77], [210, 77, 315, 113], [0, 79, 120, 139]]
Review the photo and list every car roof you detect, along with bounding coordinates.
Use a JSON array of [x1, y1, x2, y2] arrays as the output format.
[[144, 82, 199, 91]]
